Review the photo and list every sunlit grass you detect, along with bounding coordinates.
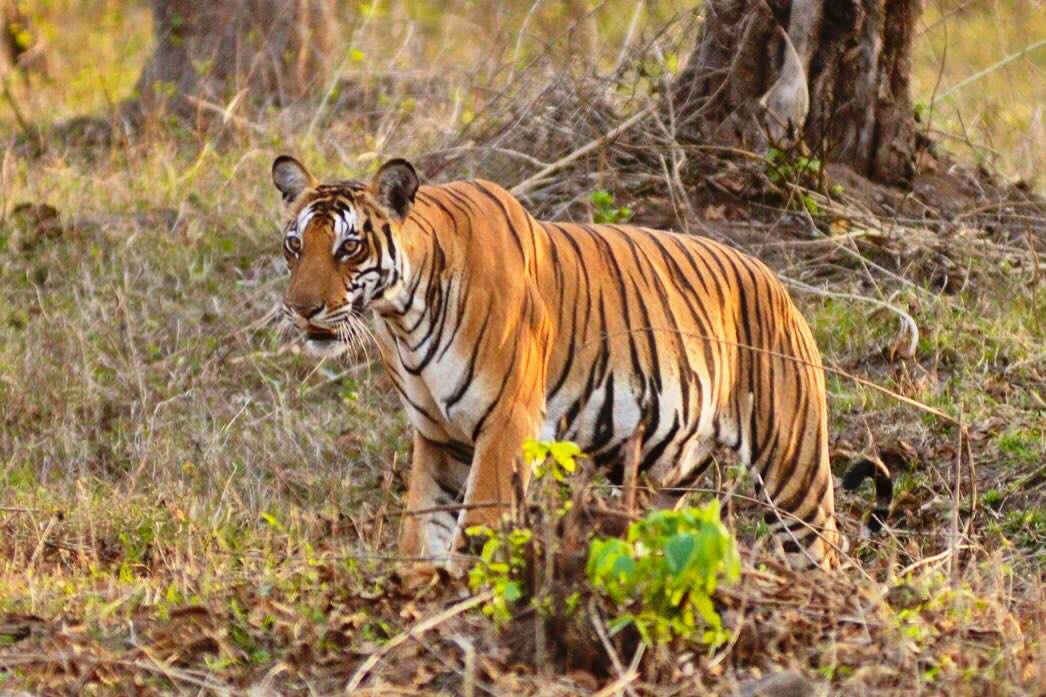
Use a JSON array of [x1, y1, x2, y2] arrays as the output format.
[[914, 0, 1046, 183]]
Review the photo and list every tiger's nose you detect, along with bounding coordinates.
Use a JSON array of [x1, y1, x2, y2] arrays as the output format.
[[288, 301, 323, 319]]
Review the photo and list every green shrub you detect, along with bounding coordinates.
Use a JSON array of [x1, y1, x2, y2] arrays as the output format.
[[587, 501, 740, 646], [765, 147, 823, 214], [465, 525, 532, 624], [467, 439, 741, 647]]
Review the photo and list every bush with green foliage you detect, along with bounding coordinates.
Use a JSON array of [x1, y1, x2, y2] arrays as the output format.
[[765, 147, 824, 214], [587, 501, 740, 646], [465, 524, 533, 624], [590, 190, 633, 224], [467, 439, 741, 648]]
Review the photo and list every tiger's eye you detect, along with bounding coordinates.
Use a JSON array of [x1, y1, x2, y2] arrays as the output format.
[[286, 236, 301, 254], [337, 239, 359, 259]]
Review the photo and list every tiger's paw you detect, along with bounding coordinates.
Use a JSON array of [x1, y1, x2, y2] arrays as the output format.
[[394, 561, 446, 593]]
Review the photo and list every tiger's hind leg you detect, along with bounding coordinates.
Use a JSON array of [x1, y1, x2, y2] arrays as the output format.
[[733, 390, 841, 570]]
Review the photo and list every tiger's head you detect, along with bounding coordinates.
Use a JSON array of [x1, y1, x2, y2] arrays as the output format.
[[271, 155, 419, 358]]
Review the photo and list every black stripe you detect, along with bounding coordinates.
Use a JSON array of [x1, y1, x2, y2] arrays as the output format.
[[444, 312, 492, 410], [471, 181, 526, 258]]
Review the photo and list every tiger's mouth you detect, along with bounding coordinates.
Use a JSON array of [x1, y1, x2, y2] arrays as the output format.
[[302, 327, 347, 358], [305, 328, 338, 343]]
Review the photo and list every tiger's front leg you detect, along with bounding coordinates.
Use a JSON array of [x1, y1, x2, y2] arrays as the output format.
[[450, 403, 541, 556], [398, 432, 460, 559]]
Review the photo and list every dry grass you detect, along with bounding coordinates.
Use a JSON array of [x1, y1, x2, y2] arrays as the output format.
[[914, 0, 1046, 184], [0, 1, 1043, 694]]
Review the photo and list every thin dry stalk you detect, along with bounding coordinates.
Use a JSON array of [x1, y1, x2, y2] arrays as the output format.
[[591, 671, 638, 697], [345, 590, 494, 692], [933, 37, 1046, 104], [1, 75, 40, 146], [588, 598, 640, 697], [510, 102, 658, 197], [183, 93, 264, 133], [28, 513, 59, 570], [949, 410, 964, 581], [622, 426, 644, 516], [782, 275, 920, 358], [591, 327, 958, 426], [460, 637, 477, 697], [372, 452, 398, 547]]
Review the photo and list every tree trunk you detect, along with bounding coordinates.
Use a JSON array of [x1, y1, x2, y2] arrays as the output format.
[[134, 0, 333, 114], [2, 0, 47, 78], [672, 0, 922, 187]]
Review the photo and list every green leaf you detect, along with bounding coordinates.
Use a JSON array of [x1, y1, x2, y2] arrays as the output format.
[[522, 439, 548, 465], [508, 528, 532, 546], [591, 190, 613, 207], [588, 538, 630, 578], [692, 591, 720, 629], [548, 441, 582, 471], [611, 554, 636, 582], [608, 615, 635, 635], [480, 538, 500, 563], [664, 532, 697, 575], [260, 512, 287, 534], [502, 581, 522, 602], [692, 525, 722, 576]]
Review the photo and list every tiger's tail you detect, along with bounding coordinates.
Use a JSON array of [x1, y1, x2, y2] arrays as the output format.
[[842, 458, 893, 534]]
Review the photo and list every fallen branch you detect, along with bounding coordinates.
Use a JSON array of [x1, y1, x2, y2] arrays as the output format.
[[0, 653, 234, 695]]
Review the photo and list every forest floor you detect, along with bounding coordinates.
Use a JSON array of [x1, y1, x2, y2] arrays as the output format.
[[0, 2, 1043, 695]]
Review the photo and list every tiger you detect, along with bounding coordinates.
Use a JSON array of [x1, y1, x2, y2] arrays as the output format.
[[270, 154, 883, 570]]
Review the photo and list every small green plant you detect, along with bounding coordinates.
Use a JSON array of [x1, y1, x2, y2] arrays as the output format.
[[995, 427, 1041, 467], [524, 438, 583, 481], [586, 501, 740, 646], [465, 525, 532, 624], [590, 190, 633, 224], [467, 439, 583, 624], [913, 99, 929, 123], [765, 147, 823, 214]]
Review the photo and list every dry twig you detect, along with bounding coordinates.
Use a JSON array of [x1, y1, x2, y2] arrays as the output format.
[[345, 590, 494, 692]]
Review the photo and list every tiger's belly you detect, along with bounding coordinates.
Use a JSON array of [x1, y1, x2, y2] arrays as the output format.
[[375, 320, 720, 490], [541, 366, 719, 487]]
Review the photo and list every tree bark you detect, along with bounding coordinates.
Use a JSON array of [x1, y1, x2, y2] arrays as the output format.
[[672, 0, 922, 187], [2, 0, 47, 78], [134, 0, 333, 114]]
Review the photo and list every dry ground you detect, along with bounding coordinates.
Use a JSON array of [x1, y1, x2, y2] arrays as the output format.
[[0, 1, 1043, 695]]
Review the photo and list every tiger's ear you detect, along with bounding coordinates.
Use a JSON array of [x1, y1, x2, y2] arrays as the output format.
[[272, 155, 318, 204], [370, 158, 418, 221]]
